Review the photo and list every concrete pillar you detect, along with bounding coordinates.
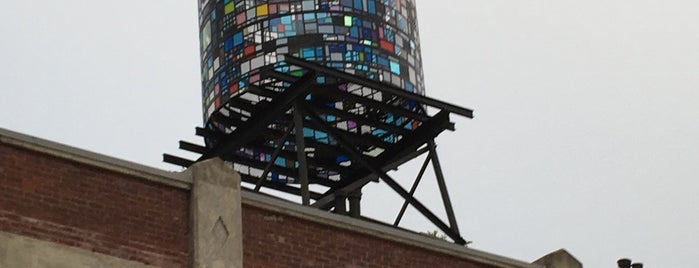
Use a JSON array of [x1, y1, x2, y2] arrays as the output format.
[[189, 158, 243, 268], [533, 249, 582, 268]]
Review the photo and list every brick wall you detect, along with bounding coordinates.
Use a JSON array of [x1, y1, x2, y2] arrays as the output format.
[[0, 129, 534, 268], [0, 143, 190, 267], [241, 204, 496, 268]]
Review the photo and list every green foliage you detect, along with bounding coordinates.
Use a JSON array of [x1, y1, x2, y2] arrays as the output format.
[[424, 230, 446, 239]]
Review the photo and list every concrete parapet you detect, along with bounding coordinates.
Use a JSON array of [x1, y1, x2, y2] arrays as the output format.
[[189, 158, 243, 268], [534, 249, 582, 268], [0, 231, 154, 268]]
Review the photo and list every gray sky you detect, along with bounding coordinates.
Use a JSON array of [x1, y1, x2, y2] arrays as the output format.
[[1, 1, 698, 267]]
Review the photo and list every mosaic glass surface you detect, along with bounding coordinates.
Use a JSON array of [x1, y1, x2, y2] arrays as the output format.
[[197, 0, 426, 124]]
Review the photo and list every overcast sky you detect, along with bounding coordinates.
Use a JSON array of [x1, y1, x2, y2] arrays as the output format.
[[1, 1, 698, 267]]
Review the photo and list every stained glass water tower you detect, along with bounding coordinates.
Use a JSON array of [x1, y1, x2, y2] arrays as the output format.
[[166, 0, 473, 245]]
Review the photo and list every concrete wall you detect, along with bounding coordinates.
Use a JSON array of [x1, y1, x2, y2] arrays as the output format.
[[0, 231, 154, 268], [189, 158, 244, 268], [533, 249, 582, 268]]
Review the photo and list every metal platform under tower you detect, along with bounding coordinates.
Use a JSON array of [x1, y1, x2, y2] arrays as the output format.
[[165, 56, 473, 245]]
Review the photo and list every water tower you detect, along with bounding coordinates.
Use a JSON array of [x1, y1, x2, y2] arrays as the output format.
[[165, 0, 473, 245]]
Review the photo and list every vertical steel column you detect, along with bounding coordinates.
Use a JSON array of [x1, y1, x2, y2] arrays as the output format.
[[428, 140, 460, 235], [348, 188, 362, 218], [333, 191, 347, 215], [294, 103, 311, 205]]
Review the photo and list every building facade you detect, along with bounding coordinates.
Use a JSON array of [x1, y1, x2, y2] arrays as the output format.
[[0, 127, 577, 268]]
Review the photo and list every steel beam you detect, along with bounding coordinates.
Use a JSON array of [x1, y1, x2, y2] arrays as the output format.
[[307, 100, 411, 136], [311, 147, 429, 209], [394, 154, 431, 226], [303, 107, 466, 245], [255, 120, 295, 191], [294, 102, 311, 205], [284, 55, 474, 119], [310, 84, 431, 122], [195, 127, 221, 140], [376, 111, 451, 164], [179, 141, 207, 155], [241, 174, 323, 200], [202, 71, 316, 160], [428, 140, 460, 235], [163, 154, 195, 168]]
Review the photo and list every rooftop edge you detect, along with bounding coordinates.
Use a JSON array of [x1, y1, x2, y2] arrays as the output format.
[[0, 127, 541, 268]]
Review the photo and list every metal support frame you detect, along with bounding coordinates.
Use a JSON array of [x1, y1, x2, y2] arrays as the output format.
[[310, 147, 429, 209], [294, 102, 311, 205], [428, 140, 460, 235], [283, 55, 474, 118], [394, 154, 432, 226], [302, 106, 467, 245], [165, 56, 473, 245], [202, 70, 317, 160], [333, 191, 348, 215], [254, 120, 295, 192], [348, 189, 362, 218]]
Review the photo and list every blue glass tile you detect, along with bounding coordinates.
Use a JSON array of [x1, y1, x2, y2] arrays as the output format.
[[275, 157, 285, 166], [350, 26, 359, 38], [390, 60, 400, 74], [224, 37, 234, 51], [372, 129, 387, 137], [405, 81, 414, 92], [386, 114, 395, 123], [233, 32, 243, 46], [356, 0, 365, 10], [303, 127, 314, 138], [304, 13, 315, 21], [302, 47, 315, 58], [281, 15, 292, 24], [314, 131, 328, 140], [377, 56, 389, 67], [336, 155, 350, 163]]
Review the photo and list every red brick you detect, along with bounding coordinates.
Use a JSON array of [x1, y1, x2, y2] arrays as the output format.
[[241, 205, 494, 268], [0, 144, 189, 267], [1, 140, 500, 268]]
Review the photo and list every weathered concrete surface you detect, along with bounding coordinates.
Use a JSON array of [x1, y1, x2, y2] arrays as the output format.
[[0, 231, 154, 268], [189, 158, 243, 268], [533, 249, 582, 268]]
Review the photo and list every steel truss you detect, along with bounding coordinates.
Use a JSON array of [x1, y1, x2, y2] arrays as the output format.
[[165, 55, 474, 245]]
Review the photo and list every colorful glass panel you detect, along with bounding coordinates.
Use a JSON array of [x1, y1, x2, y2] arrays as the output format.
[[197, 0, 426, 124]]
